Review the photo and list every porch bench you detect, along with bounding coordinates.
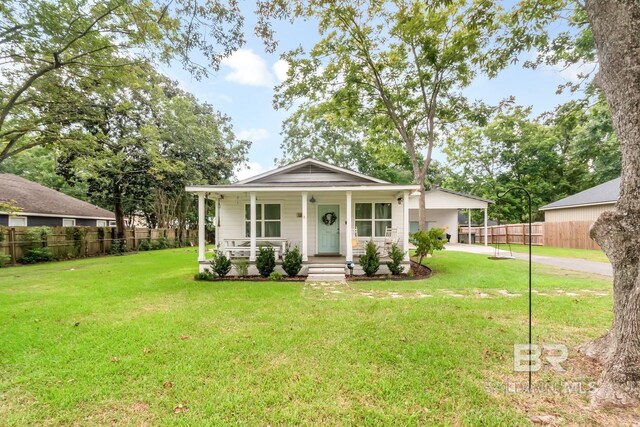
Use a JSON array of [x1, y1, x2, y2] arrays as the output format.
[[224, 245, 281, 259]]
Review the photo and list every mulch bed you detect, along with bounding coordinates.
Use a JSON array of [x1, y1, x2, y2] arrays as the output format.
[[345, 260, 432, 281], [196, 260, 432, 282]]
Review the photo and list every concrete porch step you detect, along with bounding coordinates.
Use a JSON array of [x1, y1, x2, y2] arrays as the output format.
[[308, 267, 346, 275], [306, 263, 345, 269], [306, 273, 346, 282]]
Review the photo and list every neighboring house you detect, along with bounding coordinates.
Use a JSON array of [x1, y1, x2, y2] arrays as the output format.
[[540, 178, 619, 222], [186, 158, 490, 276], [0, 173, 115, 227]]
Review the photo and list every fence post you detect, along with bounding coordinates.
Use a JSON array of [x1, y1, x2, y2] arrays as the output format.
[[9, 228, 17, 265], [131, 228, 136, 250]]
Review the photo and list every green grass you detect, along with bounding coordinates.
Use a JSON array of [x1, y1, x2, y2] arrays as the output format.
[[0, 248, 616, 425], [488, 243, 609, 263]]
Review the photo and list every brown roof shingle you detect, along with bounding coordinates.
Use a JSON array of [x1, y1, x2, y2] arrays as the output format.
[[0, 173, 115, 219]]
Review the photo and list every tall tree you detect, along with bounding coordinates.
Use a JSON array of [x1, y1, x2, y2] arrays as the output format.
[[0, 0, 270, 164], [579, 0, 640, 409], [275, 0, 501, 230], [56, 67, 248, 240]]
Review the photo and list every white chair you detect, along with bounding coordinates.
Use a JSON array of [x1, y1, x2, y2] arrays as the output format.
[[384, 227, 398, 248]]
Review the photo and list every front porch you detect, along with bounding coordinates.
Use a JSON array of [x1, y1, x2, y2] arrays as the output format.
[[186, 158, 421, 277]]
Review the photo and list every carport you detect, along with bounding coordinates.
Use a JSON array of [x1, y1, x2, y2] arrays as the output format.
[[407, 187, 493, 245]]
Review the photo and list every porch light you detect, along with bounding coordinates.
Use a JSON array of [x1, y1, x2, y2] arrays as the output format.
[[397, 197, 403, 205], [310, 195, 316, 203]]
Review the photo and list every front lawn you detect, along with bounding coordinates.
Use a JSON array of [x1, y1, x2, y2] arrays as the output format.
[[0, 248, 623, 425], [489, 243, 609, 263]]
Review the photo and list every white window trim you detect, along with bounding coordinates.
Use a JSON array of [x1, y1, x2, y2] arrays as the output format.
[[96, 220, 107, 227], [245, 203, 282, 238], [355, 202, 392, 238], [8, 216, 27, 227], [108, 221, 116, 227], [62, 218, 76, 227]]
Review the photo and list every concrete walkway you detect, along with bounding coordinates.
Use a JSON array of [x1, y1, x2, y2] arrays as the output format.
[[445, 243, 613, 278]]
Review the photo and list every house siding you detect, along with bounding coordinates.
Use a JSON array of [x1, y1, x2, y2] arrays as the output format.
[[544, 204, 615, 223], [218, 191, 407, 257]]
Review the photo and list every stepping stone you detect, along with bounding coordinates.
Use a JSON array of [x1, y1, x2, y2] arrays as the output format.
[[498, 290, 521, 297], [565, 292, 579, 297]]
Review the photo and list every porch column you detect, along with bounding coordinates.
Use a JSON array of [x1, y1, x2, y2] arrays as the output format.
[[403, 191, 410, 261], [345, 191, 352, 261], [250, 192, 257, 261], [484, 207, 488, 246], [468, 208, 472, 245], [301, 192, 308, 261], [214, 197, 220, 248], [198, 193, 206, 262]]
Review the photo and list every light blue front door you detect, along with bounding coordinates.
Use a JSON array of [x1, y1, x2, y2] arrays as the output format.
[[318, 204, 340, 253]]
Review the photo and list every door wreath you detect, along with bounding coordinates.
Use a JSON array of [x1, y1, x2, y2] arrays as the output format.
[[322, 211, 337, 226]]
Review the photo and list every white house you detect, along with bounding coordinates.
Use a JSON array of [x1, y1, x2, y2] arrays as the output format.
[[186, 159, 489, 277]]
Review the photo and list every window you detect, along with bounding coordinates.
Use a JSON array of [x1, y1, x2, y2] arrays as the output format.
[[355, 203, 392, 237], [245, 204, 281, 238], [108, 221, 116, 227], [62, 218, 76, 227], [8, 216, 27, 227], [96, 220, 107, 227]]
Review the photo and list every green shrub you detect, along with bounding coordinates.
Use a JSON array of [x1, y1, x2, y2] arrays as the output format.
[[256, 246, 276, 277], [0, 253, 11, 268], [386, 242, 405, 275], [268, 271, 283, 281], [19, 247, 55, 264], [65, 227, 87, 257], [282, 245, 303, 277], [152, 236, 171, 250], [410, 228, 446, 266], [234, 258, 249, 277], [359, 240, 380, 277], [194, 269, 214, 281], [407, 268, 415, 277], [138, 239, 153, 251], [110, 239, 127, 255], [210, 251, 232, 278]]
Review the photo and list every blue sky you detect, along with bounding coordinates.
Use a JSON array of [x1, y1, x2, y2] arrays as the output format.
[[162, 5, 588, 181]]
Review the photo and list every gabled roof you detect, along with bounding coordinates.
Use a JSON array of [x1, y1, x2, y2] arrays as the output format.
[[235, 158, 390, 186], [540, 178, 620, 210], [0, 173, 115, 219]]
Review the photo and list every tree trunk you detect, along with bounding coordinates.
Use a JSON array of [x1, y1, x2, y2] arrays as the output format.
[[113, 180, 126, 241], [417, 173, 428, 231], [581, 0, 640, 408]]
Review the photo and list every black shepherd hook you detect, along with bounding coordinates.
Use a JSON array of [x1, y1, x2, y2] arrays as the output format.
[[497, 186, 533, 393]]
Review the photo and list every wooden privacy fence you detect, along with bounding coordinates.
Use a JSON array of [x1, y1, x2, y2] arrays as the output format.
[[544, 221, 601, 250], [0, 226, 197, 265], [459, 221, 600, 250]]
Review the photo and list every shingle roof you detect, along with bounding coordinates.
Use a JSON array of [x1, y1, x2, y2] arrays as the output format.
[[540, 178, 620, 210], [0, 173, 115, 219]]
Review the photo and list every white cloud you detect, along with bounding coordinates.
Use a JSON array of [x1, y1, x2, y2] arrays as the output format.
[[237, 128, 270, 143], [550, 61, 598, 83], [272, 59, 290, 83], [235, 162, 265, 181], [221, 49, 274, 87]]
